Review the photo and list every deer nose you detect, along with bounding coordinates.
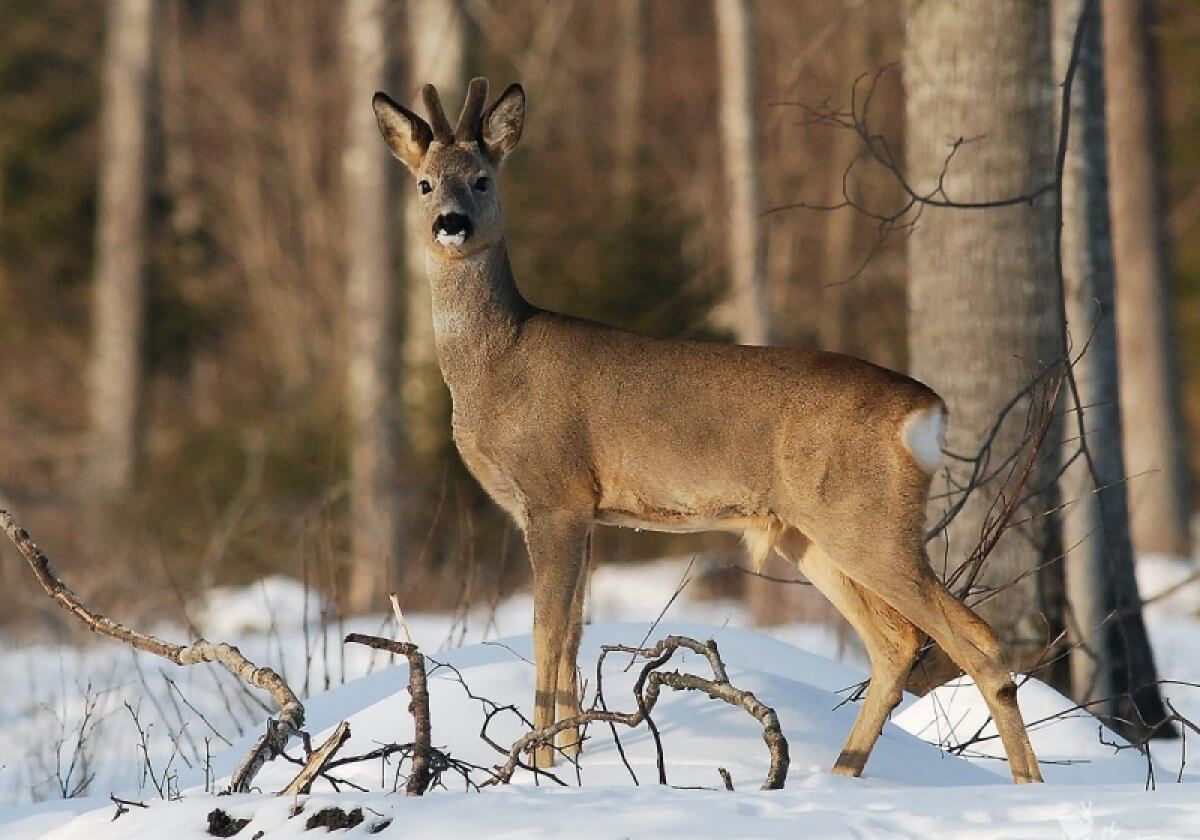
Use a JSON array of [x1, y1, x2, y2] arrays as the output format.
[[433, 212, 473, 246]]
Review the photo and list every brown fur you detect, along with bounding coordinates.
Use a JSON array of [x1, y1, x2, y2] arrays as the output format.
[[372, 78, 1043, 783]]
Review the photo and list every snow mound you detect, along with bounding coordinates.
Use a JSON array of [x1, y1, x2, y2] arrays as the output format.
[[197, 622, 995, 793], [893, 675, 1151, 783]]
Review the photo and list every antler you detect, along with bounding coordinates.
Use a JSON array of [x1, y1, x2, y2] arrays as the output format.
[[421, 84, 455, 144], [455, 77, 489, 141]]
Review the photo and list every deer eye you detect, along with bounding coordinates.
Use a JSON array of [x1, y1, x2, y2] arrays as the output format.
[[419, 180, 433, 195], [472, 176, 489, 193]]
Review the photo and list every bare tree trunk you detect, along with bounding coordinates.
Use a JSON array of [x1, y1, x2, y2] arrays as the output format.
[[906, 2, 1065, 676], [1054, 0, 1168, 736], [88, 0, 156, 497], [404, 0, 467, 466], [714, 0, 770, 346], [1102, 0, 1193, 560], [613, 0, 647, 214], [1055, 0, 1116, 717], [344, 0, 402, 612]]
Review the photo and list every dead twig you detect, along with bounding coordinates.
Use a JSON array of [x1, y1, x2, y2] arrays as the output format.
[[343, 633, 433, 795], [279, 720, 351, 796], [485, 635, 789, 791], [109, 794, 147, 822]]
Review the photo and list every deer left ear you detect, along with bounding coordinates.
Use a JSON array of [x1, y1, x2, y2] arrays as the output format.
[[481, 83, 525, 166], [373, 91, 433, 174]]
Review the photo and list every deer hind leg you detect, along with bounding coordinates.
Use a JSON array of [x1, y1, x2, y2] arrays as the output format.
[[554, 527, 592, 757], [823, 531, 1042, 784], [524, 512, 589, 769], [774, 529, 922, 778]]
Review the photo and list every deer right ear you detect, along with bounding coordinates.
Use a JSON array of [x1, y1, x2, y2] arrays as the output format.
[[481, 83, 525, 166], [373, 91, 433, 174]]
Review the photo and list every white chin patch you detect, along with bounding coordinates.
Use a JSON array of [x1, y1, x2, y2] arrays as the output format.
[[436, 231, 467, 247]]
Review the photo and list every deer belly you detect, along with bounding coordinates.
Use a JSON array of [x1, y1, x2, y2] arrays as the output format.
[[595, 489, 760, 534]]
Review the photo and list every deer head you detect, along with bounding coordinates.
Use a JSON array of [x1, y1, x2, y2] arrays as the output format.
[[372, 77, 525, 260]]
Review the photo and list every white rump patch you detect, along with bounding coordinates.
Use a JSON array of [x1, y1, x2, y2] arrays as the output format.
[[436, 231, 467, 246], [901, 404, 946, 473]]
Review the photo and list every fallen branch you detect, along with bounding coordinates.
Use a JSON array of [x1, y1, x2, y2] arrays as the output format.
[[485, 635, 789, 790], [280, 721, 351, 797], [0, 509, 304, 793], [344, 632, 433, 795]]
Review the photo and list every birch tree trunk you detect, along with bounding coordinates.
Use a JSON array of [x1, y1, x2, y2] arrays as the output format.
[[1102, 0, 1193, 560], [1054, 0, 1167, 734], [88, 0, 156, 497], [405, 0, 467, 466], [907, 2, 1064, 676], [344, 0, 402, 611], [714, 0, 770, 346]]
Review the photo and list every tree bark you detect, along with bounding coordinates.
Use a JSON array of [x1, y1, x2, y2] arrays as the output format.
[[1102, 0, 1193, 560], [344, 0, 402, 612], [404, 0, 467, 466], [906, 2, 1065, 675], [88, 0, 157, 496], [714, 0, 770, 346], [1054, 0, 1168, 736]]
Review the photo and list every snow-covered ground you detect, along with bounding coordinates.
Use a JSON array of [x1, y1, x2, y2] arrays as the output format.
[[3, 556, 1200, 838]]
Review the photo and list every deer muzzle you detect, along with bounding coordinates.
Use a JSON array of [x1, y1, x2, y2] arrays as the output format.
[[433, 213, 473, 247]]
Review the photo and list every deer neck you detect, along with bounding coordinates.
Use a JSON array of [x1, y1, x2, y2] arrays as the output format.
[[426, 240, 531, 386]]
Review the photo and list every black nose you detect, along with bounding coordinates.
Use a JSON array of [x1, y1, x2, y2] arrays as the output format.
[[433, 213, 472, 238]]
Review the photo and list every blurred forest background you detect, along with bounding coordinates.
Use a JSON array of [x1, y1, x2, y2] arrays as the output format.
[[0, 0, 1197, 681]]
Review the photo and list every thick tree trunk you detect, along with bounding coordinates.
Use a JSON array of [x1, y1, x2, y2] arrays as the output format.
[[906, 2, 1065, 677], [404, 0, 467, 466], [1054, 0, 1168, 735], [714, 0, 770, 346], [1102, 0, 1193, 560], [344, 0, 402, 611], [88, 0, 156, 497]]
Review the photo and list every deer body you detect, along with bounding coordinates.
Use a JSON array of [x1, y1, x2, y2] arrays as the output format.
[[374, 78, 1043, 784], [434, 247, 934, 535]]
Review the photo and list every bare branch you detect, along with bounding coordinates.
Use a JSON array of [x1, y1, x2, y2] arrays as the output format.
[[343, 633, 433, 795], [279, 721, 351, 797], [484, 635, 789, 791]]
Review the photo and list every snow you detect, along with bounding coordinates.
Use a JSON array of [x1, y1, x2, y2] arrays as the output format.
[[894, 675, 1153, 784], [4, 556, 1200, 837], [16, 783, 1200, 840], [192, 576, 327, 638]]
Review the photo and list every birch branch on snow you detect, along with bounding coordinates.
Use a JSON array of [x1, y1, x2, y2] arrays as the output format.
[[0, 508, 305, 793]]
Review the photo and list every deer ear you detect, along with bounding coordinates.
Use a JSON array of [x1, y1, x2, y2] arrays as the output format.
[[373, 91, 432, 174], [481, 83, 525, 166]]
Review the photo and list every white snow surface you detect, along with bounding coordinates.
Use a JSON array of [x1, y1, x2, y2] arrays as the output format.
[[4, 556, 1200, 837]]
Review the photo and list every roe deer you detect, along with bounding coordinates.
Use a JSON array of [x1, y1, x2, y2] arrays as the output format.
[[372, 78, 1043, 783]]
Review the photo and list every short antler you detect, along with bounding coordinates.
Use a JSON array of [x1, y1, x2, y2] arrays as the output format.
[[455, 77, 489, 141], [421, 84, 454, 144]]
